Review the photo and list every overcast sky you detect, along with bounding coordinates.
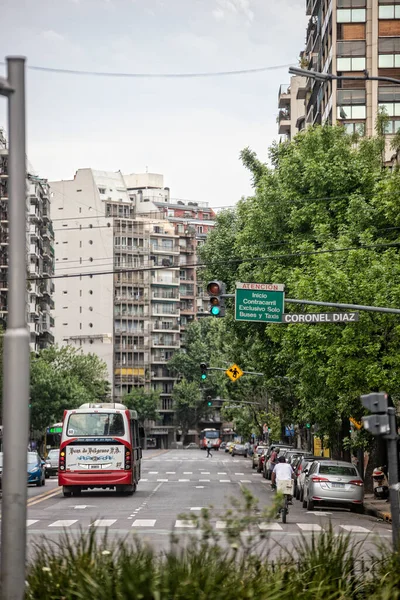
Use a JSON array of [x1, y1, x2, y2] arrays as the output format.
[[0, 0, 307, 208]]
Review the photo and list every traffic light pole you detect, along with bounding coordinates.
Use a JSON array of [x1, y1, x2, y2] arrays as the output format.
[[0, 57, 30, 600], [386, 407, 400, 549]]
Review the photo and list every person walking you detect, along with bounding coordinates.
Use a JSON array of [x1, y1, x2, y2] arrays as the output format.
[[206, 439, 213, 458]]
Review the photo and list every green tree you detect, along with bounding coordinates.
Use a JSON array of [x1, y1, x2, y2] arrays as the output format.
[[123, 387, 159, 446], [172, 379, 205, 445]]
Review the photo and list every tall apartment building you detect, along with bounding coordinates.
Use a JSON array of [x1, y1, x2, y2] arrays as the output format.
[[50, 169, 215, 448], [278, 76, 307, 140], [0, 128, 55, 351], [278, 0, 400, 144]]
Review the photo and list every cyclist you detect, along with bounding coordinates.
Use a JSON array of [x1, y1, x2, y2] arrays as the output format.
[[271, 455, 294, 504]]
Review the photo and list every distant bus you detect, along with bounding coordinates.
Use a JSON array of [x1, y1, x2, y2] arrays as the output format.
[[45, 422, 63, 453], [58, 403, 141, 497], [199, 428, 221, 450]]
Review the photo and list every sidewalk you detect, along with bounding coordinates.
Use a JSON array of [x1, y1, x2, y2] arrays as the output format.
[[364, 493, 392, 523]]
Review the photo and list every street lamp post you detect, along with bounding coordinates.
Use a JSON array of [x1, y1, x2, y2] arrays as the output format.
[[0, 56, 30, 600]]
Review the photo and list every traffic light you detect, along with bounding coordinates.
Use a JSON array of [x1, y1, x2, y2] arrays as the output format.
[[361, 392, 390, 436], [207, 396, 213, 407], [306, 423, 311, 429], [200, 362, 208, 381], [206, 281, 226, 317]]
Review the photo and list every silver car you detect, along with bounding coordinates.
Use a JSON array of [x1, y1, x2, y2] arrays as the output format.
[[232, 444, 247, 457], [303, 460, 364, 512], [45, 448, 60, 478]]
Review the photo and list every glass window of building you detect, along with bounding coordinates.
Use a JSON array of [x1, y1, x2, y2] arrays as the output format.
[[342, 122, 366, 135], [378, 55, 400, 68], [337, 8, 366, 21], [337, 56, 366, 70], [337, 105, 366, 119], [379, 4, 400, 18]]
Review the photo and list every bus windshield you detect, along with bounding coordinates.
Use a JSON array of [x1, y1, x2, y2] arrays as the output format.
[[205, 431, 219, 439], [67, 413, 125, 437]]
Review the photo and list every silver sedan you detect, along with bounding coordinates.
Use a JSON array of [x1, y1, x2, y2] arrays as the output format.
[[302, 460, 364, 512]]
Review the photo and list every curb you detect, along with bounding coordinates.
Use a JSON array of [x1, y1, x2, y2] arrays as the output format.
[[364, 503, 392, 523]]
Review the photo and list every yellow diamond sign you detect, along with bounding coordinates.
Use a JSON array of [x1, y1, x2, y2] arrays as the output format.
[[226, 364, 244, 382], [350, 416, 362, 430]]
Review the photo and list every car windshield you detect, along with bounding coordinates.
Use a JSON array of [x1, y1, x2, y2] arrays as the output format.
[[319, 465, 358, 477], [27, 452, 39, 467], [205, 431, 219, 439], [257, 448, 264, 455], [48, 450, 59, 459], [67, 413, 125, 437]]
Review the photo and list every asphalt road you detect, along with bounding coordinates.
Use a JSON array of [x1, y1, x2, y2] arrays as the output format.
[[2, 449, 393, 557]]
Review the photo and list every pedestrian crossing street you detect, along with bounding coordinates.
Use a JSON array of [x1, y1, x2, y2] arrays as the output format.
[[23, 517, 388, 535]]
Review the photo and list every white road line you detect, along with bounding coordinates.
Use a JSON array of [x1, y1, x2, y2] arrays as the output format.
[[201, 472, 210, 475], [157, 479, 169, 482], [27, 520, 39, 527], [199, 479, 210, 482], [297, 524, 322, 532], [240, 480, 252, 483], [140, 479, 148, 482], [216, 521, 227, 529], [306, 511, 332, 516], [166, 472, 176, 474], [148, 471, 158, 474], [259, 523, 283, 531], [183, 472, 193, 475], [132, 519, 156, 527], [235, 473, 244, 476], [195, 486, 204, 489], [190, 507, 204, 511], [49, 520, 78, 528], [91, 519, 117, 527], [341, 525, 370, 533], [220, 479, 231, 483], [218, 472, 227, 475], [179, 479, 190, 482], [175, 520, 196, 528]]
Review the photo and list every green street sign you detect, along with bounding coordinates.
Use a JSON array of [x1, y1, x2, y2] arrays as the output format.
[[235, 282, 285, 323]]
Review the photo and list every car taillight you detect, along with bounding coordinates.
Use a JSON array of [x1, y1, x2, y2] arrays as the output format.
[[125, 448, 132, 470], [349, 479, 363, 487], [311, 476, 329, 482], [59, 451, 66, 471]]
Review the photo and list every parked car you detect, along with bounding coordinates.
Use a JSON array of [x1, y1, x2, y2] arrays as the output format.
[[232, 444, 247, 457], [45, 448, 60, 477], [295, 456, 329, 501], [27, 451, 45, 487], [219, 442, 227, 451], [302, 460, 364, 512], [252, 445, 267, 469], [225, 442, 234, 453], [184, 443, 199, 450]]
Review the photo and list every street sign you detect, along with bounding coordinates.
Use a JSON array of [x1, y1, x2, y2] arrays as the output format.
[[235, 282, 285, 323], [226, 363, 244, 382], [282, 312, 359, 323], [349, 416, 362, 430]]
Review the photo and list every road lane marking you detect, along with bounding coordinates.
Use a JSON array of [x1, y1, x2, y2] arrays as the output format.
[[297, 524, 322, 532], [132, 519, 156, 527], [240, 480, 252, 483], [91, 519, 116, 527], [183, 472, 193, 475], [140, 478, 148, 482], [200, 472, 210, 475], [27, 485, 62, 504], [148, 471, 158, 474], [218, 472, 227, 475], [27, 488, 62, 506], [179, 479, 190, 482], [190, 507, 204, 511], [235, 473, 244, 476], [220, 479, 231, 483], [341, 525, 370, 533], [195, 486, 204, 489], [259, 523, 283, 531], [166, 472, 176, 474], [27, 520, 39, 527], [157, 478, 168, 482], [199, 479, 210, 482], [49, 520, 78, 528], [175, 520, 196, 528]]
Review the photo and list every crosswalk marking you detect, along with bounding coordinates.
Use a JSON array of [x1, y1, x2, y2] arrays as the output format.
[[166, 472, 176, 475], [220, 479, 231, 483], [27, 520, 39, 527], [235, 473, 244, 476], [341, 525, 370, 533], [201, 472, 210, 475], [240, 480, 252, 483], [297, 523, 322, 532], [140, 479, 148, 482], [157, 479, 168, 482], [91, 519, 116, 527], [49, 520, 77, 528], [259, 523, 283, 531], [179, 479, 190, 482], [218, 472, 227, 475], [199, 479, 210, 482], [148, 471, 158, 474], [183, 472, 193, 475], [132, 519, 156, 527], [175, 520, 196, 528]]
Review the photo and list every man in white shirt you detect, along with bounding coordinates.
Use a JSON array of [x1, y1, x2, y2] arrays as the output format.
[[271, 455, 294, 502]]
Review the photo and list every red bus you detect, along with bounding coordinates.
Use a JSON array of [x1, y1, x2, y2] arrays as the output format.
[[199, 428, 221, 450], [58, 402, 141, 497]]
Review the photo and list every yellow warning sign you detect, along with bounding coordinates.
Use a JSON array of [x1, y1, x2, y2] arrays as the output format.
[[350, 416, 362, 430], [226, 364, 244, 382]]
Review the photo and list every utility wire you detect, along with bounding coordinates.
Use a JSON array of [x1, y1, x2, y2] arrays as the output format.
[[30, 240, 400, 282], [0, 62, 294, 79]]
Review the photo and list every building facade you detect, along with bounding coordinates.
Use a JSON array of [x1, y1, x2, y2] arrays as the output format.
[[278, 0, 400, 145], [0, 128, 55, 351], [50, 169, 215, 448]]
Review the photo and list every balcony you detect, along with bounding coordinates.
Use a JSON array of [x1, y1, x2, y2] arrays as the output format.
[[180, 304, 194, 314], [179, 244, 195, 253], [152, 321, 179, 332], [152, 291, 179, 301], [278, 84, 291, 109], [150, 243, 180, 255], [151, 276, 179, 286], [151, 337, 179, 348], [278, 109, 291, 135]]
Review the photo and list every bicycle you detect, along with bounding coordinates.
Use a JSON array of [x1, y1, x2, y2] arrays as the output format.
[[276, 479, 294, 524]]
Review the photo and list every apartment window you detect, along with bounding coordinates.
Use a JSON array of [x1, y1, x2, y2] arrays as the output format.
[[337, 105, 366, 119], [337, 89, 366, 105], [379, 5, 400, 19], [63, 291, 68, 295], [379, 86, 400, 102], [98, 187, 106, 194], [337, 56, 366, 70], [115, 237, 120, 247], [197, 226, 203, 234], [379, 102, 400, 116], [79, 241, 82, 248], [342, 122, 366, 135], [62, 323, 68, 326], [379, 54, 400, 67], [384, 119, 400, 133], [337, 0, 365, 6], [337, 8, 366, 21], [89, 240, 93, 245]]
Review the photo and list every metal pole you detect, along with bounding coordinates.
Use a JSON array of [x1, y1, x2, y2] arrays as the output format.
[[386, 407, 400, 549], [0, 56, 30, 600]]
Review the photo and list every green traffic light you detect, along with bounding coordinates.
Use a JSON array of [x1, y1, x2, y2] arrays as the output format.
[[207, 401, 212, 406], [211, 305, 221, 316], [306, 423, 311, 429], [201, 374, 207, 380]]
